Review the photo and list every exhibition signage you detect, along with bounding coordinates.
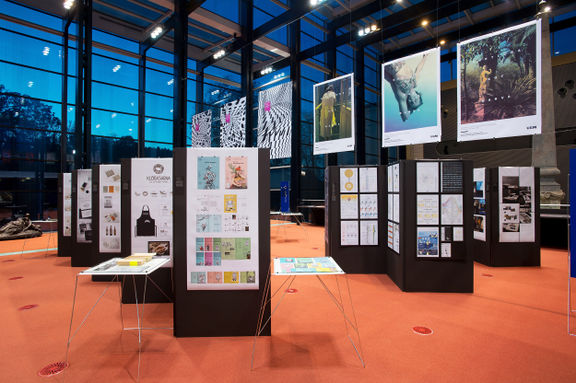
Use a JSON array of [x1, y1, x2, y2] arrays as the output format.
[[498, 167, 535, 242], [76, 169, 92, 243], [257, 81, 292, 159], [457, 20, 542, 141], [280, 181, 290, 213], [186, 148, 260, 290], [473, 168, 487, 241], [99, 164, 121, 253], [191, 110, 212, 148], [313, 73, 355, 155], [570, 150, 576, 278], [382, 47, 441, 147], [62, 172, 72, 237], [220, 97, 247, 148]]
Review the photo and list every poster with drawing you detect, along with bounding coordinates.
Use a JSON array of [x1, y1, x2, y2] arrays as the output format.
[[99, 164, 121, 253], [131, 158, 173, 263], [191, 110, 212, 148], [313, 73, 355, 155], [499, 167, 535, 242], [220, 97, 246, 148], [76, 169, 92, 243], [417, 227, 439, 257], [473, 168, 487, 241], [257, 81, 292, 159], [382, 47, 441, 147], [458, 20, 541, 141], [62, 172, 72, 237], [186, 148, 260, 290]]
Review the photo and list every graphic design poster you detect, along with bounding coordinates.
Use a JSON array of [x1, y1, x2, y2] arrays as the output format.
[[360, 194, 378, 219], [417, 227, 439, 257], [257, 81, 292, 159], [76, 169, 92, 243], [441, 194, 464, 225], [392, 164, 400, 192], [499, 167, 535, 242], [340, 194, 358, 219], [63, 172, 72, 237], [313, 73, 355, 155], [340, 220, 359, 246], [417, 194, 439, 225], [340, 168, 358, 193], [191, 110, 212, 148], [416, 162, 439, 193], [131, 158, 172, 264], [220, 97, 247, 148], [360, 220, 378, 246], [359, 167, 378, 193], [186, 148, 260, 290], [99, 164, 121, 253], [473, 168, 487, 241], [382, 47, 441, 147], [197, 156, 220, 190], [458, 20, 541, 141]]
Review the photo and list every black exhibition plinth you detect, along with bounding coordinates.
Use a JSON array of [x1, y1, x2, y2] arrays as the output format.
[[70, 169, 93, 267], [473, 167, 540, 267], [57, 173, 73, 258], [120, 158, 173, 303], [172, 148, 271, 337], [387, 160, 474, 293], [324, 165, 387, 274]]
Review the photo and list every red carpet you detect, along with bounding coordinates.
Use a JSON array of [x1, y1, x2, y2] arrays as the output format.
[[1, 224, 575, 382]]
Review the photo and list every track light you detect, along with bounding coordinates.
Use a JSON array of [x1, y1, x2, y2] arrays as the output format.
[[260, 67, 273, 76], [150, 26, 163, 39], [213, 49, 226, 60], [63, 0, 75, 10], [358, 24, 379, 38], [310, 0, 326, 6]]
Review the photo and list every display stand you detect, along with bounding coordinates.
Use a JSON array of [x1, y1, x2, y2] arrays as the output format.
[[472, 167, 540, 267], [121, 158, 173, 304], [172, 147, 271, 337], [57, 173, 74, 258], [325, 166, 386, 274], [71, 169, 93, 267], [387, 160, 474, 293]]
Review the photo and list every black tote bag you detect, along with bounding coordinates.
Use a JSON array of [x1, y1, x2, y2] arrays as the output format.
[[135, 205, 156, 236]]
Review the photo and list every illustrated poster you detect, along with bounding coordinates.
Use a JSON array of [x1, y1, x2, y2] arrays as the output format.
[[417, 227, 439, 257], [382, 47, 441, 147], [340, 220, 359, 246], [62, 172, 72, 237], [360, 194, 378, 219], [499, 167, 535, 242], [191, 110, 212, 148], [417, 194, 439, 225], [473, 168, 487, 241], [99, 164, 121, 253], [340, 167, 358, 193], [340, 194, 358, 219], [360, 220, 378, 246], [76, 169, 92, 243], [220, 97, 246, 148], [313, 73, 355, 155], [416, 162, 439, 193], [457, 20, 541, 141], [359, 167, 378, 193], [441, 194, 464, 225], [257, 81, 292, 159], [131, 158, 173, 265], [186, 148, 260, 290]]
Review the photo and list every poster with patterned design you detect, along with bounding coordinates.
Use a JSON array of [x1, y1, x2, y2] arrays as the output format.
[[257, 81, 292, 159], [220, 97, 246, 147], [191, 110, 212, 148]]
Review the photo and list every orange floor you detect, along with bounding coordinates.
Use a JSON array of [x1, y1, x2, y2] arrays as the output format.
[[1, 224, 576, 382]]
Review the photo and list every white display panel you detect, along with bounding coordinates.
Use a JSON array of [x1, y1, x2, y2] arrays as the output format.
[[473, 168, 487, 241], [186, 148, 260, 290], [457, 20, 541, 141], [498, 167, 535, 242], [76, 169, 92, 243], [62, 172, 72, 237], [382, 47, 441, 147], [257, 81, 292, 159], [313, 73, 355, 155], [131, 159, 172, 265], [99, 164, 121, 253]]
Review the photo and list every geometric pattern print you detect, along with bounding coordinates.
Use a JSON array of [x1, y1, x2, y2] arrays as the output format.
[[220, 97, 247, 148], [191, 109, 212, 148], [257, 81, 292, 159]]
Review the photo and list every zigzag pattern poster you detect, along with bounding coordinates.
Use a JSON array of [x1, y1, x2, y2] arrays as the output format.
[[220, 97, 246, 148], [191, 110, 212, 148], [257, 81, 292, 159]]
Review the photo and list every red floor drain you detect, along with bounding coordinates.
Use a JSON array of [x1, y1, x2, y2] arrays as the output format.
[[9, 276, 23, 280], [412, 326, 433, 335], [482, 273, 494, 277], [286, 288, 298, 294], [38, 361, 69, 377], [18, 304, 38, 311]]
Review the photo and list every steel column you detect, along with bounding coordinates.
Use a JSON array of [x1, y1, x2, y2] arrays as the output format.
[[173, 0, 188, 149], [138, 50, 146, 156], [240, 0, 254, 147], [289, 7, 301, 213], [326, 30, 337, 166], [354, 45, 365, 165]]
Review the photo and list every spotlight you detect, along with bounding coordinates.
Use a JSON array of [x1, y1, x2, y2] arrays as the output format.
[[213, 49, 226, 59], [310, 0, 326, 6], [260, 67, 273, 76], [371, 24, 377, 31], [150, 26, 163, 39], [421, 19, 429, 27], [544, 5, 551, 12], [358, 29, 365, 37], [63, 0, 75, 10], [440, 39, 446, 46]]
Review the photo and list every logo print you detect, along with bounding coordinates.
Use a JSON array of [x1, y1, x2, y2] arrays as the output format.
[[153, 164, 164, 174]]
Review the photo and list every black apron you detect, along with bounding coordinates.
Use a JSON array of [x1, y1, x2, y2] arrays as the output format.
[[136, 205, 156, 236]]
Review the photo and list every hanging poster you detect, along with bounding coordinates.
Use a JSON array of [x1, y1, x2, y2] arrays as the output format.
[[457, 20, 541, 141], [191, 110, 212, 148], [417, 194, 439, 225], [499, 167, 535, 242], [340, 194, 358, 219], [473, 167, 487, 241], [99, 164, 121, 253], [76, 169, 92, 243], [340, 168, 358, 193], [62, 172, 72, 237], [417, 227, 439, 257], [220, 97, 246, 147], [416, 162, 439, 193], [359, 194, 378, 219], [382, 47, 441, 147], [441, 194, 463, 225], [131, 158, 172, 261], [340, 220, 359, 246], [186, 148, 260, 290], [359, 167, 378, 193], [257, 81, 292, 159], [360, 220, 378, 246], [313, 73, 355, 155]]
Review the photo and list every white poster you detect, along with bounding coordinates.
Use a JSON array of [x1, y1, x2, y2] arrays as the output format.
[[454, 226, 464, 242], [393, 194, 400, 223], [382, 47, 441, 147], [360, 194, 378, 219], [473, 167, 487, 241], [457, 20, 541, 141], [313, 73, 355, 155], [99, 164, 121, 253], [441, 243, 452, 258], [388, 194, 394, 220], [392, 164, 400, 192], [340, 167, 358, 193], [76, 169, 92, 243], [257, 81, 292, 159], [387, 165, 393, 192], [393, 223, 400, 253], [131, 158, 173, 265], [417, 194, 439, 225], [340, 194, 358, 219], [441, 194, 463, 225], [416, 162, 439, 193], [191, 110, 212, 148], [387, 221, 394, 249], [499, 167, 535, 242], [360, 220, 378, 246], [359, 167, 378, 193], [340, 220, 359, 246], [62, 172, 72, 237], [186, 148, 260, 290]]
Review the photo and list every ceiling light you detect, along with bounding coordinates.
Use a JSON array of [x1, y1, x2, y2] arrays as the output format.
[[260, 67, 273, 76], [150, 26, 163, 39], [358, 29, 365, 37], [63, 0, 75, 10], [440, 39, 446, 45], [544, 5, 551, 12], [112, 64, 121, 72], [421, 20, 429, 27], [167, 78, 174, 85], [42, 47, 50, 56], [311, 0, 326, 6], [111, 113, 117, 118], [371, 24, 377, 31], [213, 49, 226, 60], [27, 81, 34, 88]]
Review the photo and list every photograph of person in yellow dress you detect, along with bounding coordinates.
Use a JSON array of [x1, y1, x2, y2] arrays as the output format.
[[314, 74, 353, 143]]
